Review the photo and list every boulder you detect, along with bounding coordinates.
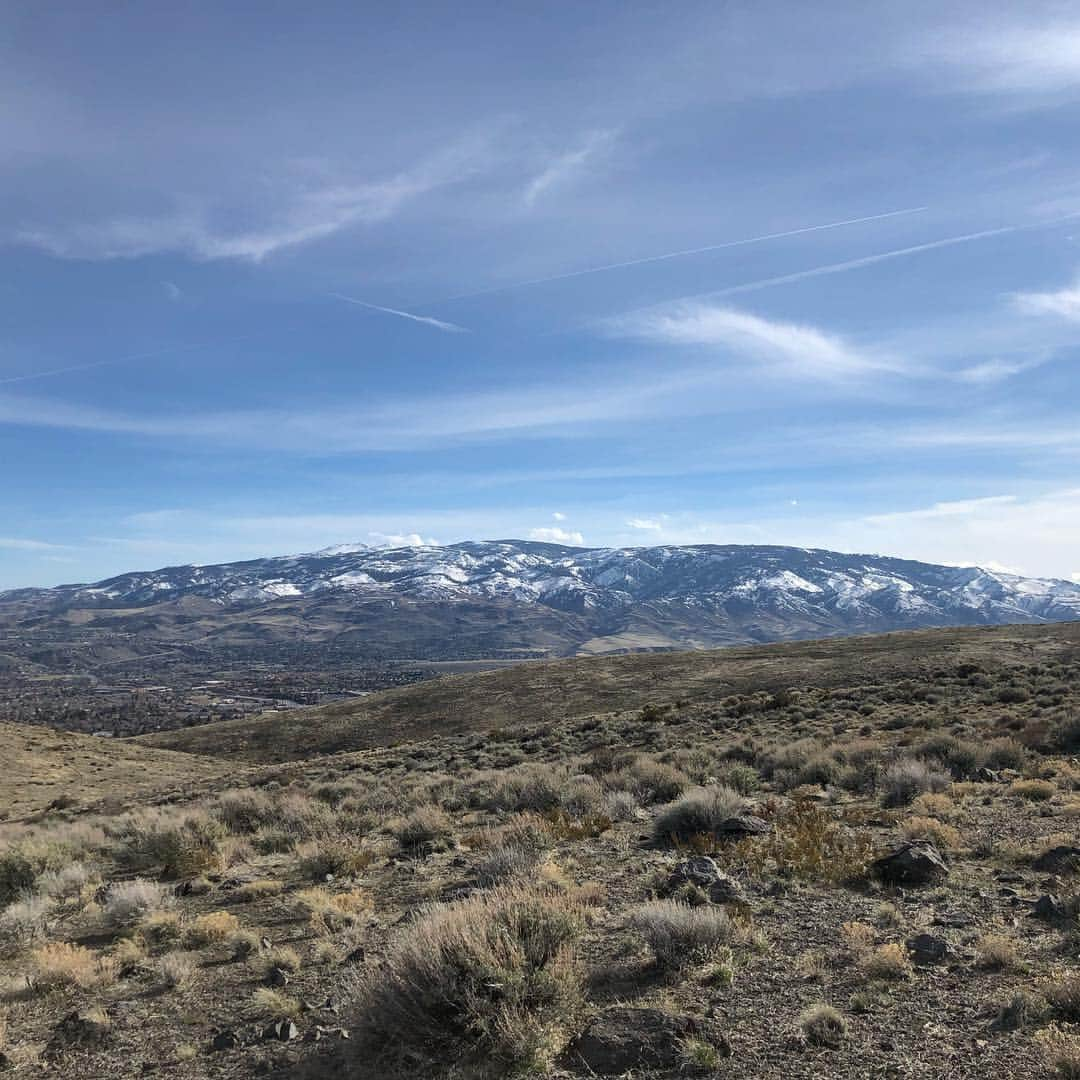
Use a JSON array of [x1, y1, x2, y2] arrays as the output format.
[[972, 767, 1001, 783], [211, 1030, 241, 1052], [1031, 893, 1068, 922], [1031, 846, 1080, 875], [714, 815, 769, 838], [48, 1010, 111, 1054], [568, 1008, 712, 1074], [871, 840, 949, 886], [906, 933, 952, 965], [667, 857, 747, 904]]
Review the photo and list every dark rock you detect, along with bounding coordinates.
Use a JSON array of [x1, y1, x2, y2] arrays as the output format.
[[343, 945, 366, 964], [714, 814, 769, 838], [906, 933, 951, 965], [266, 966, 291, 987], [260, 936, 274, 951], [211, 1030, 241, 1052], [933, 911, 975, 929], [1031, 846, 1080, 875], [1031, 893, 1067, 921], [994, 871, 1025, 883], [871, 840, 949, 886], [667, 857, 747, 904], [263, 1019, 299, 1043], [568, 1007, 707, 1074], [49, 1010, 111, 1053], [972, 767, 1001, 783]]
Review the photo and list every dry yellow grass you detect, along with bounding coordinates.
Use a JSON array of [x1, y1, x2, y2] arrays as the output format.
[[30, 941, 117, 990]]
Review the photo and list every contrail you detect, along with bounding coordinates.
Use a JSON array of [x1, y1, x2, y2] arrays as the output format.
[[435, 206, 929, 303], [0, 337, 257, 387], [331, 293, 470, 333]]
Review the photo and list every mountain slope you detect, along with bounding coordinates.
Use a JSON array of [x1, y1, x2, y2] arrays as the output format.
[[138, 621, 1080, 762], [4, 541, 1079, 665]]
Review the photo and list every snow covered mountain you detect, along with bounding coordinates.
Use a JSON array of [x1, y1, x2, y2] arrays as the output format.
[[9, 541, 1080, 647]]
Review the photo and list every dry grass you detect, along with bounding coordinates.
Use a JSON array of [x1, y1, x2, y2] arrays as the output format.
[[234, 879, 285, 903], [30, 941, 117, 990], [1037, 1023, 1080, 1079], [799, 1003, 848, 1047], [184, 910, 240, 947], [251, 987, 302, 1019], [156, 951, 197, 989], [1011, 779, 1057, 802], [975, 933, 1022, 971], [860, 942, 913, 982], [899, 815, 963, 851]]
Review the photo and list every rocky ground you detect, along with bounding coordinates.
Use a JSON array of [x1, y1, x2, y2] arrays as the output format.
[[0, 625, 1078, 1078]]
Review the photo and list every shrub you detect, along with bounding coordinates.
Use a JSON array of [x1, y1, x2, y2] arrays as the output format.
[[0, 838, 70, 906], [799, 1004, 848, 1048], [30, 941, 116, 990], [714, 763, 761, 795], [0, 894, 53, 952], [880, 758, 950, 807], [604, 791, 639, 821], [983, 737, 1027, 770], [297, 839, 375, 880], [228, 929, 261, 961], [761, 801, 874, 884], [184, 910, 240, 947], [111, 810, 226, 879], [476, 842, 546, 886], [1011, 779, 1056, 802], [485, 766, 564, 813], [1046, 975, 1080, 1022], [102, 879, 172, 929], [391, 807, 454, 851], [610, 758, 688, 805], [651, 786, 747, 848], [346, 883, 585, 1077], [628, 900, 732, 968], [1051, 715, 1080, 754]]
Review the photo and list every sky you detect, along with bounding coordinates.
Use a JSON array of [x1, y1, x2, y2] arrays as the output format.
[[3, 0, 1080, 588]]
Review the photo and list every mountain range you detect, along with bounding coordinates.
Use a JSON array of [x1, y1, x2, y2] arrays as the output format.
[[5, 540, 1080, 661]]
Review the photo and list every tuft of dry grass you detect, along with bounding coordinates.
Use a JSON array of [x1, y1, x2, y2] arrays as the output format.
[[799, 1003, 848, 1048], [156, 951, 197, 989], [234, 879, 285, 903], [860, 942, 913, 982], [256, 945, 302, 976], [975, 933, 1021, 971], [102, 878, 172, 929], [30, 941, 117, 990], [296, 886, 373, 933], [1011, 779, 1057, 802], [899, 816, 962, 851], [184, 910, 240, 947], [251, 987, 302, 1019]]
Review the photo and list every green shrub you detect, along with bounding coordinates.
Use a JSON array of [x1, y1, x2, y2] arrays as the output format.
[[652, 786, 748, 848], [348, 883, 585, 1077]]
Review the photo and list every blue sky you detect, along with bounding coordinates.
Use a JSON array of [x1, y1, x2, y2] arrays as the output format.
[[3, 0, 1080, 588]]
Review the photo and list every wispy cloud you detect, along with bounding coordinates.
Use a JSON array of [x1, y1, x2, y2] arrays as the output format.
[[331, 293, 469, 333], [606, 303, 894, 381], [523, 130, 616, 207], [954, 356, 1047, 384], [626, 517, 664, 531], [925, 20, 1080, 96], [0, 536, 67, 551], [13, 137, 491, 263]]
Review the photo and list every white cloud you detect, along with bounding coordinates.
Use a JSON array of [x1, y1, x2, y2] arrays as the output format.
[[626, 517, 663, 531], [1013, 278, 1080, 321], [551, 511, 567, 520], [523, 130, 616, 207], [607, 303, 890, 381], [1072, 572, 1080, 583], [528, 526, 585, 545], [367, 532, 438, 548]]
